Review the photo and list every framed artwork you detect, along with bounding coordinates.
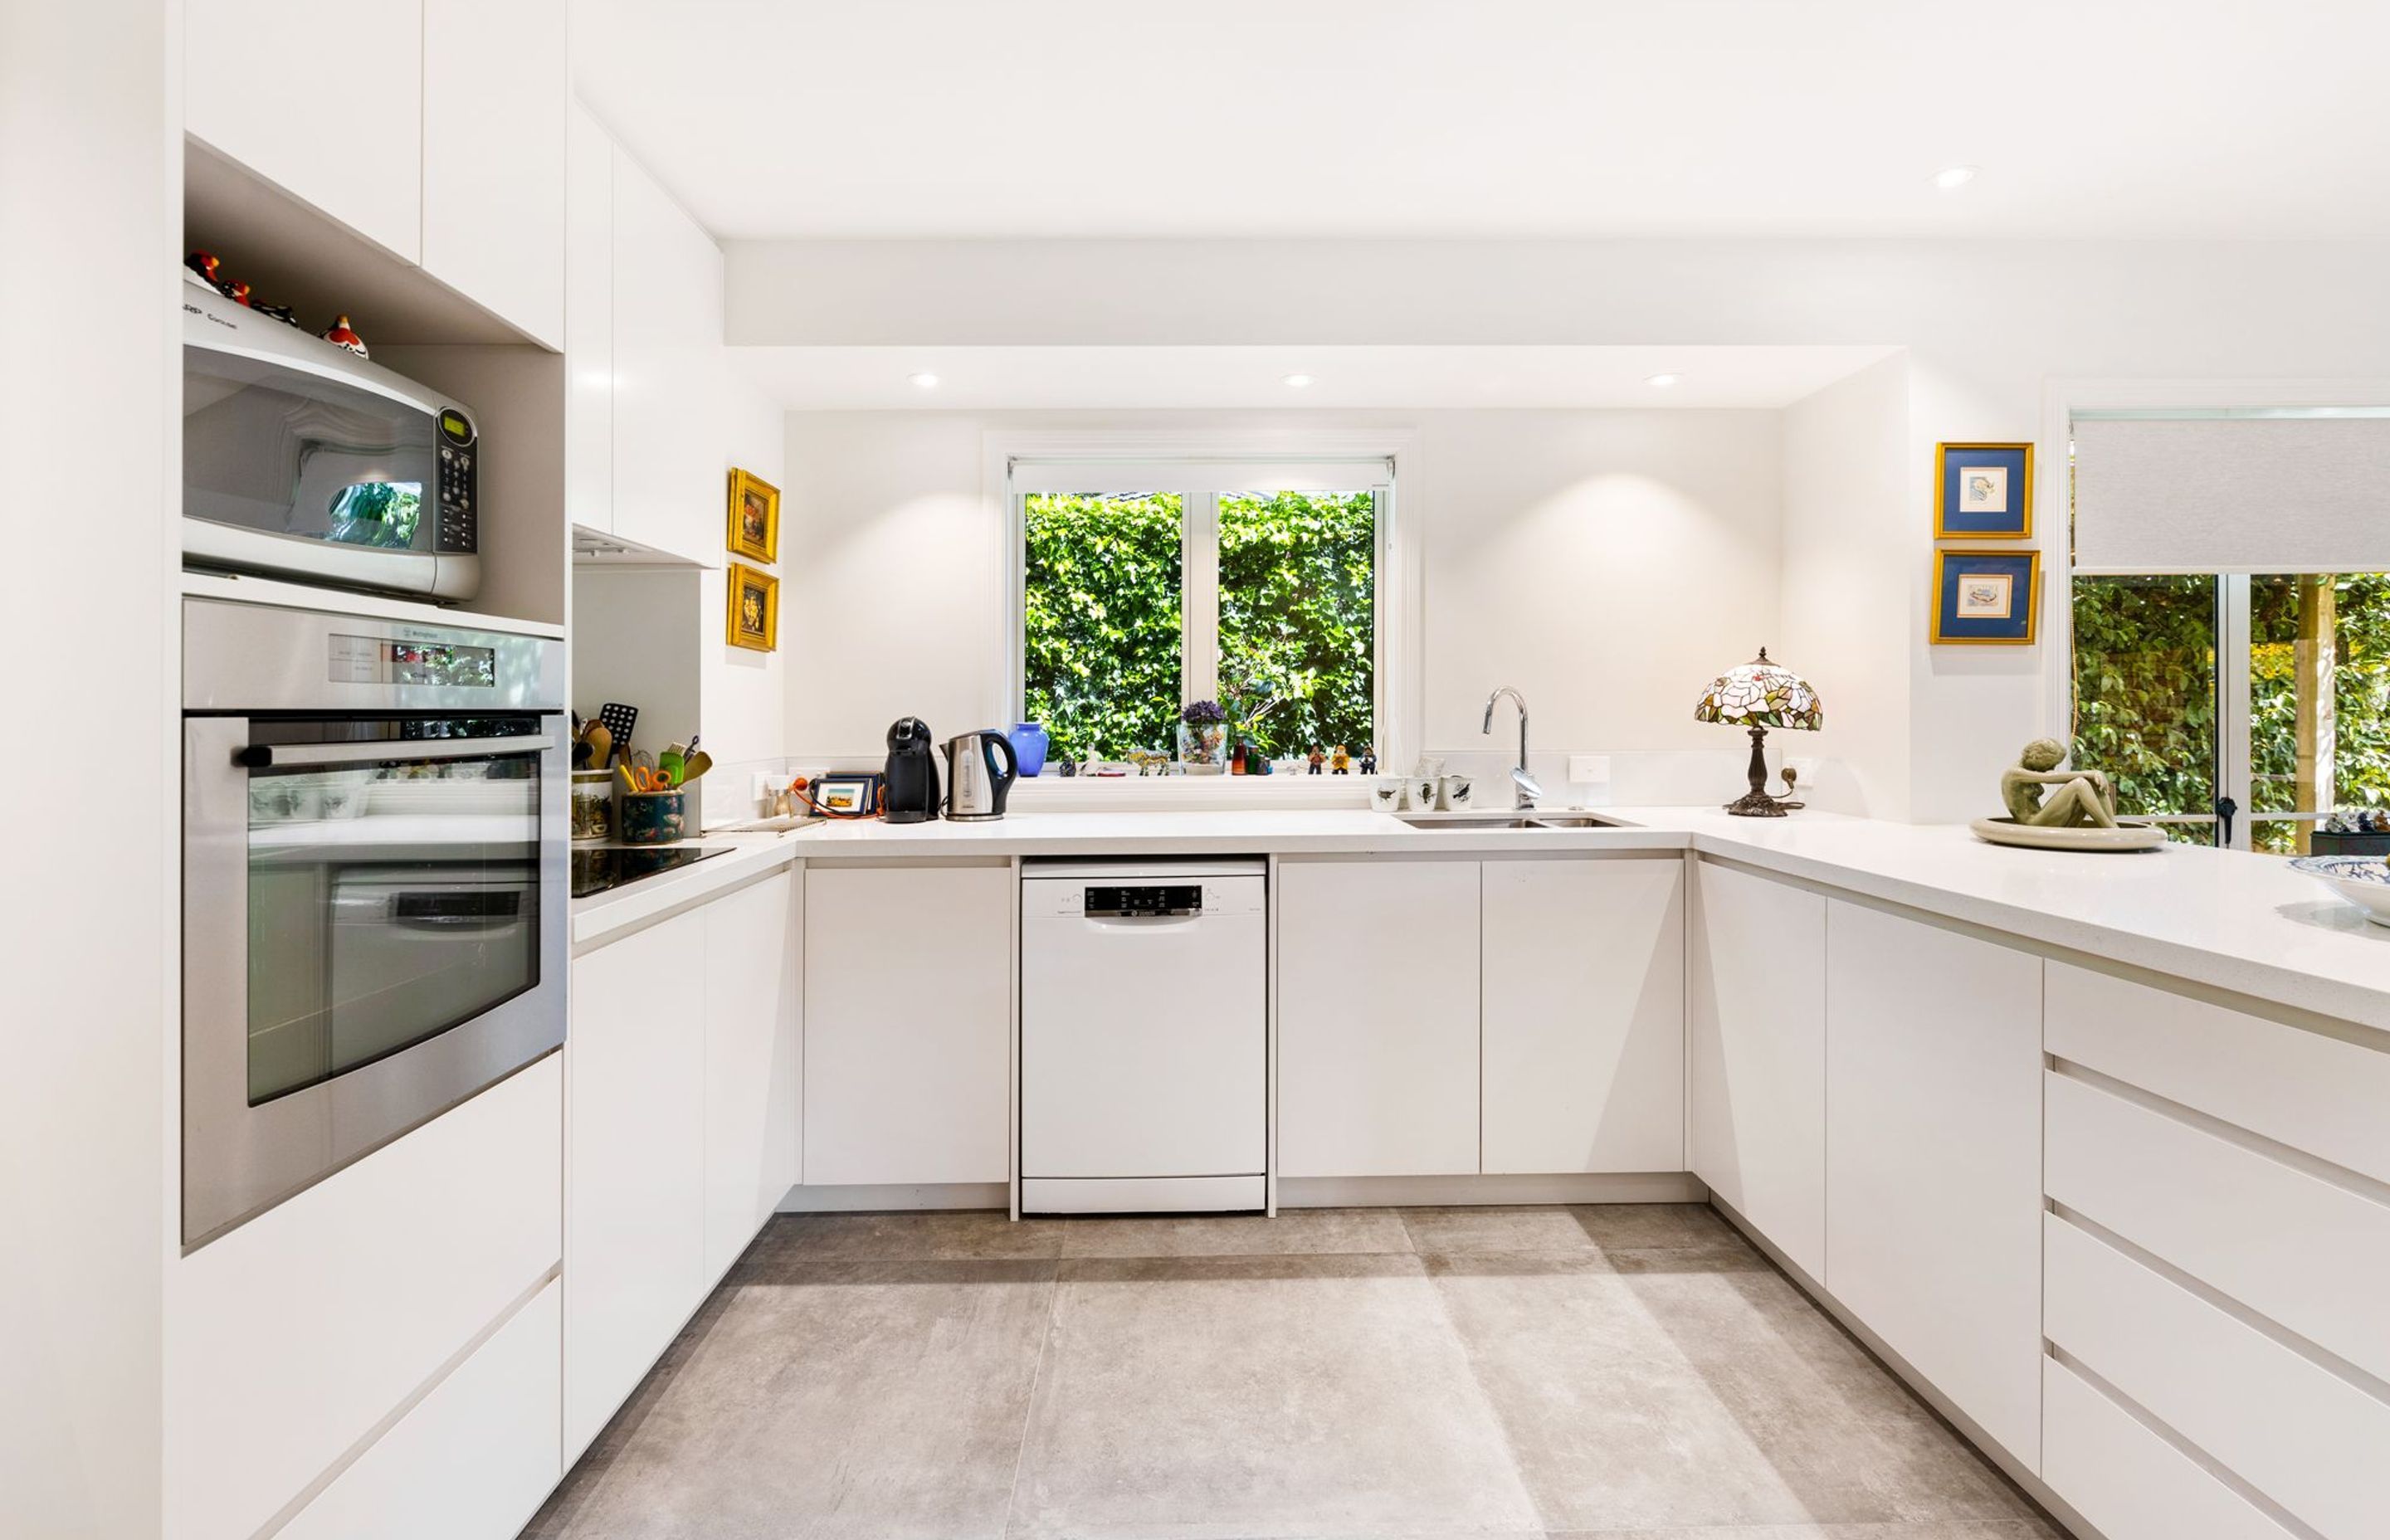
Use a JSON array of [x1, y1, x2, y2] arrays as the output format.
[[1932, 549, 2041, 645], [1934, 441, 2034, 539], [727, 468, 780, 563], [727, 562, 778, 652]]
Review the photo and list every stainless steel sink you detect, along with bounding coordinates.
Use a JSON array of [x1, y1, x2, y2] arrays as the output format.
[[1395, 811, 1632, 831]]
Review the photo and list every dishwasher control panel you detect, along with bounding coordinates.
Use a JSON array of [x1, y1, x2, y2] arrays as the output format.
[[1083, 884, 1202, 918]]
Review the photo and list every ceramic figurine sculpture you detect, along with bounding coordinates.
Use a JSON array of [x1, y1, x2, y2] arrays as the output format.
[[1969, 738, 2165, 850], [1999, 738, 2118, 829]]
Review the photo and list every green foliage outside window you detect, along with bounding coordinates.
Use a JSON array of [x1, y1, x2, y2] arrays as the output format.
[[1022, 492, 1183, 763], [2072, 572, 2390, 850], [1020, 489, 1378, 764], [1220, 491, 1376, 758]]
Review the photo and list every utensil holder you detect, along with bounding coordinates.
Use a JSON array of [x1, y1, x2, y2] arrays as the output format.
[[617, 789, 688, 845], [571, 769, 616, 843]]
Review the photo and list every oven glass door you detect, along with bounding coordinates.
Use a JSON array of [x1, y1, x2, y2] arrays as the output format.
[[184, 711, 566, 1245], [245, 735, 542, 1104]]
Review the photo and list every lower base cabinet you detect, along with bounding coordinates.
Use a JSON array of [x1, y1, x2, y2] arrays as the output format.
[[1825, 899, 2043, 1469], [280, 1281, 562, 1540], [1278, 857, 1481, 1177], [802, 863, 1011, 1187], [1481, 856, 1685, 1173], [1688, 860, 1827, 1276], [565, 869, 802, 1461], [565, 905, 708, 1460]]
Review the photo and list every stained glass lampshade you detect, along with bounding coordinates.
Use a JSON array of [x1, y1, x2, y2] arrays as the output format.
[[1694, 647, 1822, 816]]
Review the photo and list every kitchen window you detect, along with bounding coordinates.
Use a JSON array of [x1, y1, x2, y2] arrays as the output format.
[[1008, 455, 1394, 768], [2066, 410, 2390, 851]]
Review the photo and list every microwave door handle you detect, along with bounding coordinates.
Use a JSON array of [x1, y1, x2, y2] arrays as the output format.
[[234, 735, 548, 769]]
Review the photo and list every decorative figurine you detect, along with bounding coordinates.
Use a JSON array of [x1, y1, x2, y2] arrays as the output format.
[[250, 299, 302, 329], [1306, 743, 1326, 775], [2000, 738, 2118, 829], [1359, 745, 1378, 776], [183, 250, 228, 292], [320, 313, 368, 358], [1329, 743, 1352, 774]]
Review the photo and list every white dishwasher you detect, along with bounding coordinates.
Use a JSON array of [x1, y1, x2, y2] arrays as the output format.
[[1020, 860, 1267, 1214]]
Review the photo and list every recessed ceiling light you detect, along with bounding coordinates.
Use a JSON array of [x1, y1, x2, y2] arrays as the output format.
[[907, 372, 939, 389], [1281, 373, 1315, 389], [1934, 164, 1979, 191], [1645, 373, 1681, 388]]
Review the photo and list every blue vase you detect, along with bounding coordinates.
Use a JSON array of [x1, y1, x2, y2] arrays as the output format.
[[1007, 721, 1050, 777]]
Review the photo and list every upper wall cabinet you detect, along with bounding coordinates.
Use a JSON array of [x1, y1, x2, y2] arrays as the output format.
[[188, 1, 425, 263], [564, 101, 615, 534], [187, 0, 565, 348], [607, 149, 724, 563], [421, 0, 566, 346]]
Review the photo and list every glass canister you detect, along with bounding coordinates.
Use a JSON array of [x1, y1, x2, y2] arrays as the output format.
[[570, 769, 615, 843]]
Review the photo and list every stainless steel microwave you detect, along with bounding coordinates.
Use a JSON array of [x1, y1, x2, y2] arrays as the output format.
[[182, 274, 482, 602], [181, 598, 565, 1245]]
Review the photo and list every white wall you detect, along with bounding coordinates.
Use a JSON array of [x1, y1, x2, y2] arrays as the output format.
[[0, 2, 174, 1534], [738, 236, 2390, 820], [782, 407, 1784, 802], [698, 378, 791, 810], [1780, 352, 1912, 818]]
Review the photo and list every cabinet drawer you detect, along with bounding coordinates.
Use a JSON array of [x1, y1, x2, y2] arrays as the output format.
[[281, 1280, 560, 1540], [2046, 1072, 2390, 1384], [2047, 961, 2390, 1186], [2044, 1359, 2296, 1540], [2046, 1214, 2389, 1540]]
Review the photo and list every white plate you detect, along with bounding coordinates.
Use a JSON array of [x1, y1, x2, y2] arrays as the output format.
[[2290, 855, 2390, 927], [1968, 816, 2168, 853]]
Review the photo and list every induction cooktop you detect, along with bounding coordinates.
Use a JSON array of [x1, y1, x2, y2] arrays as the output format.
[[570, 842, 731, 899]]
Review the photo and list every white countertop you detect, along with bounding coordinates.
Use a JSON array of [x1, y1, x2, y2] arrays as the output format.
[[569, 806, 2390, 1035]]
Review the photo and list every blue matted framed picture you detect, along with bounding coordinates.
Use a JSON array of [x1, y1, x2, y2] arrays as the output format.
[[1934, 441, 2034, 539], [1932, 549, 2040, 645]]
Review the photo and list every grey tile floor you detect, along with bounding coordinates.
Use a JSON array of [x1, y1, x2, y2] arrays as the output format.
[[524, 1205, 2060, 1540]]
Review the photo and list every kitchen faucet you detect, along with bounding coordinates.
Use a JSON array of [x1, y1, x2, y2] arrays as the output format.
[[1481, 686, 1544, 809]]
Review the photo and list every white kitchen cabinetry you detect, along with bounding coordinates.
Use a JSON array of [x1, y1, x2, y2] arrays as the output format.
[[564, 100, 615, 534], [1480, 857, 1685, 1173], [702, 873, 801, 1278], [1278, 858, 1481, 1177], [187, 1, 426, 261], [278, 1280, 560, 1540], [1825, 899, 2043, 1469], [422, 0, 565, 346], [565, 909, 707, 1460], [804, 864, 1012, 1187], [1688, 860, 1827, 1277], [607, 149, 723, 563]]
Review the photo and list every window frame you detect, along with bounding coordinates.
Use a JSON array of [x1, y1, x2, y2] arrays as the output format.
[[988, 431, 1417, 774], [2047, 378, 2390, 849]]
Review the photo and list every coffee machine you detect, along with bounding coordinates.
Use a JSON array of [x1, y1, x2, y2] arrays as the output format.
[[884, 717, 940, 823]]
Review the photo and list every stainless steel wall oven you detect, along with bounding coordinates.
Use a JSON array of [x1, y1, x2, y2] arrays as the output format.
[[181, 599, 566, 1245]]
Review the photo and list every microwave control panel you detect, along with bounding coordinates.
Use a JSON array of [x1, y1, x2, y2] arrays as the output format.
[[434, 407, 476, 555]]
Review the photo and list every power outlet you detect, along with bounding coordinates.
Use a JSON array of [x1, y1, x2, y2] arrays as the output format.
[[1568, 754, 1612, 786]]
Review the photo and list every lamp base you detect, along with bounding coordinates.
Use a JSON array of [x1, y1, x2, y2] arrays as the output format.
[[1723, 722, 1806, 817]]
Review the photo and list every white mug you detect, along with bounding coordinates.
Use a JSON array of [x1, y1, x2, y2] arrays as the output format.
[[1408, 776, 1440, 811], [1368, 777, 1403, 812], [1439, 773, 1475, 811]]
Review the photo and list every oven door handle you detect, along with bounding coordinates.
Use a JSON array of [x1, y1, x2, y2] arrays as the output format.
[[233, 734, 548, 769]]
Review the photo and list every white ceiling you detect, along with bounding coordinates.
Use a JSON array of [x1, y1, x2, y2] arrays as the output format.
[[732, 344, 1900, 411], [573, 0, 2390, 241]]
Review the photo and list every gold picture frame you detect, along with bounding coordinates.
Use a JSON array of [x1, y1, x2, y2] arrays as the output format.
[[1930, 548, 2041, 646], [1933, 441, 2034, 540], [727, 468, 779, 563], [727, 562, 778, 652]]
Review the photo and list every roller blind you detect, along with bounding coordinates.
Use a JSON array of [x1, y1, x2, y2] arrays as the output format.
[[2072, 413, 2390, 573], [1008, 457, 1394, 495]]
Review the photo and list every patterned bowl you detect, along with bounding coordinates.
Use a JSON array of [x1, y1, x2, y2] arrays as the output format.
[[2290, 855, 2390, 927]]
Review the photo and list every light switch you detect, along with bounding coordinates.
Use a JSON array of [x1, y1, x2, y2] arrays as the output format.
[[1568, 754, 1612, 785]]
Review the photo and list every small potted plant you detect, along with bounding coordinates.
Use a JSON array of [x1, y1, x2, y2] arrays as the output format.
[[1177, 699, 1229, 772]]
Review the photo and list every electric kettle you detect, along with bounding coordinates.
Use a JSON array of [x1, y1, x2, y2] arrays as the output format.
[[944, 730, 1020, 821]]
